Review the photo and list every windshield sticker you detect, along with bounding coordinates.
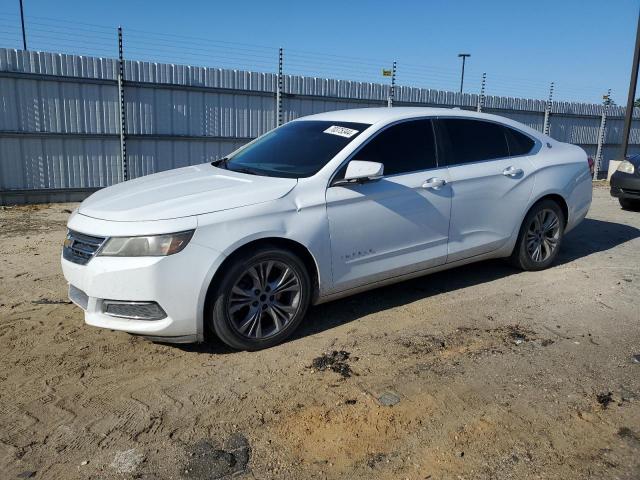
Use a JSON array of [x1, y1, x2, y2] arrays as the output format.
[[324, 125, 359, 138]]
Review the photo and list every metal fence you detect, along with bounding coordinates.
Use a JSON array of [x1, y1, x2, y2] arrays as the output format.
[[1, 46, 640, 204]]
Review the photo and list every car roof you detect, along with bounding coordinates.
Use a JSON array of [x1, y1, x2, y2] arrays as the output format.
[[297, 107, 546, 139]]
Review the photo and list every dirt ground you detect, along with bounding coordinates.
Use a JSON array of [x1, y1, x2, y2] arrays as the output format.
[[1, 184, 639, 480]]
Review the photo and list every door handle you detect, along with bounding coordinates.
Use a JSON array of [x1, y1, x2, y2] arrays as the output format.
[[422, 177, 446, 189], [502, 166, 524, 177]]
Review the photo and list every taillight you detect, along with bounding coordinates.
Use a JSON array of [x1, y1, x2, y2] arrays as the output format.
[[587, 156, 595, 177]]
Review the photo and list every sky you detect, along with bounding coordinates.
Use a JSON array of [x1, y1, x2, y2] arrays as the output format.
[[0, 0, 638, 104]]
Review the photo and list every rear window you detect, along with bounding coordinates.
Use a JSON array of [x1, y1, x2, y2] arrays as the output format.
[[222, 120, 370, 178]]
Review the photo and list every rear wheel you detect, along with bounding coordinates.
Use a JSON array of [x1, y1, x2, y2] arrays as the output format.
[[619, 198, 640, 211], [511, 199, 565, 271], [210, 246, 311, 350]]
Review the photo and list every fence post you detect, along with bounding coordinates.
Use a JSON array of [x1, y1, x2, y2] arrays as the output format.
[[276, 47, 283, 127], [543, 82, 554, 136], [388, 61, 396, 107], [476, 73, 486, 112], [594, 89, 612, 179], [117, 26, 128, 181]]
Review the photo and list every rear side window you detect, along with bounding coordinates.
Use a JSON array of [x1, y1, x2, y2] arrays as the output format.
[[353, 119, 437, 176], [503, 126, 535, 156], [437, 118, 509, 165]]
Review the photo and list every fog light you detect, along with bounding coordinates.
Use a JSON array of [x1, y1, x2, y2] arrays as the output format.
[[102, 300, 167, 320]]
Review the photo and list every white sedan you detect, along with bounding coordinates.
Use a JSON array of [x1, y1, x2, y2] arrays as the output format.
[[61, 107, 593, 350]]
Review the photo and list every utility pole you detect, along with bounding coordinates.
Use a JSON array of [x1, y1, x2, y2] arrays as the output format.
[[19, 0, 27, 50], [458, 53, 470, 93], [620, 9, 640, 160]]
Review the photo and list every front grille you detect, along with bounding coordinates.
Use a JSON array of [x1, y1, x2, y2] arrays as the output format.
[[63, 229, 106, 265]]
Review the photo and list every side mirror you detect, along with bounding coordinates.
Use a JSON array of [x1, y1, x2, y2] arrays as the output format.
[[334, 160, 384, 186]]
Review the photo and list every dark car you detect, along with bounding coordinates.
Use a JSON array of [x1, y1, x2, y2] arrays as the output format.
[[610, 154, 640, 210]]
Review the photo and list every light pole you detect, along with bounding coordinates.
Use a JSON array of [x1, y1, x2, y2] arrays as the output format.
[[620, 10, 640, 160], [19, 0, 27, 50], [458, 53, 470, 93]]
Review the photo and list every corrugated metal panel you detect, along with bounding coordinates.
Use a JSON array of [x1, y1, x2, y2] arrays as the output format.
[[2, 48, 640, 117], [603, 117, 640, 144], [485, 109, 545, 133], [0, 76, 119, 134], [545, 114, 599, 144], [2, 47, 640, 195], [121, 86, 276, 138], [0, 137, 120, 190], [0, 48, 118, 79], [126, 138, 246, 180], [124, 60, 276, 92]]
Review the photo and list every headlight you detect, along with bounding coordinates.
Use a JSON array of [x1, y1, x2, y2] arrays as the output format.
[[617, 160, 635, 174], [98, 230, 194, 257]]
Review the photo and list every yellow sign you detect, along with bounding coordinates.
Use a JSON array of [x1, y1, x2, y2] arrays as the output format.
[[382, 69, 392, 77]]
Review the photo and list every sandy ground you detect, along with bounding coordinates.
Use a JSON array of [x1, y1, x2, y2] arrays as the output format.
[[1, 185, 639, 480]]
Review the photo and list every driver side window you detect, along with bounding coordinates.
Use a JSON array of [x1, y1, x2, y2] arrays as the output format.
[[336, 119, 438, 179]]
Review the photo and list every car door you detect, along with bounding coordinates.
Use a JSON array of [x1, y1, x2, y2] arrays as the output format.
[[435, 118, 537, 262], [325, 119, 452, 293]]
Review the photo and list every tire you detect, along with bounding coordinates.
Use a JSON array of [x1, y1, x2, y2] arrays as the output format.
[[209, 246, 311, 350], [510, 199, 565, 271], [619, 197, 640, 211]]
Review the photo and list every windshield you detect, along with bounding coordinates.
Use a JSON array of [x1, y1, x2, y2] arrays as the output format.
[[215, 120, 370, 178]]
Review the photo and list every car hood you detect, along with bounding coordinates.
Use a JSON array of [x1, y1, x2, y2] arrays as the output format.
[[79, 164, 298, 221]]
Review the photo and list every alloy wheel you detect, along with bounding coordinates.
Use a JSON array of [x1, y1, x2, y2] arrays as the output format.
[[227, 260, 302, 339], [526, 208, 560, 263]]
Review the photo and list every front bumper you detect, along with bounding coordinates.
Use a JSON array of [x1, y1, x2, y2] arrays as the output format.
[[61, 241, 224, 343], [610, 171, 640, 200]]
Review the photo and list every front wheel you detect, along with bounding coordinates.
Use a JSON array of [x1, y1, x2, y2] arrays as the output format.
[[510, 199, 565, 271], [619, 198, 640, 211], [209, 246, 311, 350]]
